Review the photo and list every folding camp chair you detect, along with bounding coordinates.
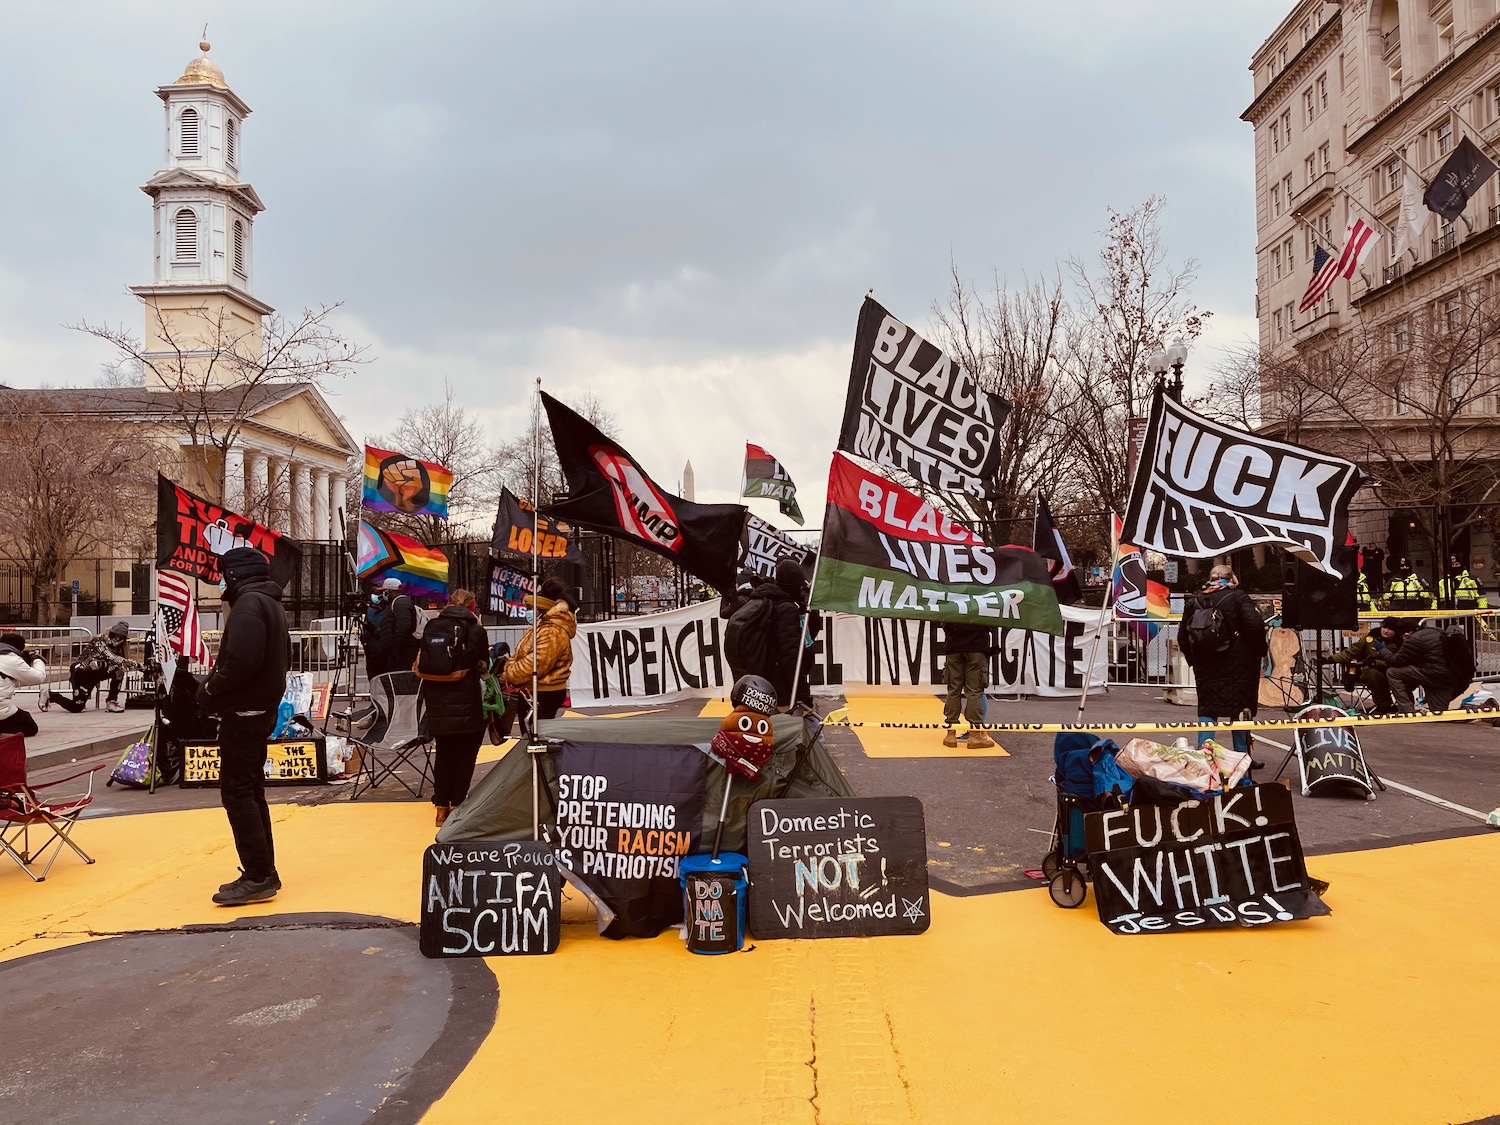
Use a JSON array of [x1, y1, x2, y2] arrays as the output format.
[[0, 733, 105, 882], [349, 671, 432, 800]]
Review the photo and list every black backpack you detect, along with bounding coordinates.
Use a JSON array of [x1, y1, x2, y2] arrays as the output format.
[[725, 597, 775, 679], [1184, 592, 1235, 656], [414, 615, 469, 682], [1442, 626, 1476, 686]]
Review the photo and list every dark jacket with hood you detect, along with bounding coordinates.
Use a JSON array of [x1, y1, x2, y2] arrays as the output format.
[[420, 604, 490, 736], [1179, 583, 1267, 718], [204, 548, 289, 714], [942, 623, 996, 655], [1383, 624, 1459, 688], [377, 590, 420, 671]]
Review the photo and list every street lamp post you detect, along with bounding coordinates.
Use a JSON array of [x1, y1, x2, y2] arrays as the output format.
[[1148, 337, 1189, 403]]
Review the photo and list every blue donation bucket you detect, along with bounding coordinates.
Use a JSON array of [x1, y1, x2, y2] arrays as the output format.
[[679, 852, 748, 955]]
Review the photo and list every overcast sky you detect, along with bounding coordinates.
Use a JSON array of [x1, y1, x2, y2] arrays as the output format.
[[0, 0, 1291, 524]]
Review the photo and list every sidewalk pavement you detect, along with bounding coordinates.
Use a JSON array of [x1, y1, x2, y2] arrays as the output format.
[[4, 694, 1500, 1124], [22, 697, 152, 769]]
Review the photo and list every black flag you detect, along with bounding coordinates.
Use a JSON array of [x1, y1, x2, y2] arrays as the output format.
[[1033, 495, 1082, 605], [540, 393, 746, 593], [1423, 136, 1498, 223]]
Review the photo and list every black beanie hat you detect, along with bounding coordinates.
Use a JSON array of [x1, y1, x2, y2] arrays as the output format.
[[1379, 616, 1403, 632], [776, 557, 806, 592], [220, 546, 270, 584]]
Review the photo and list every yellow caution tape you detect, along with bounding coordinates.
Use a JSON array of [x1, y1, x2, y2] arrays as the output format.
[[817, 706, 1498, 734]]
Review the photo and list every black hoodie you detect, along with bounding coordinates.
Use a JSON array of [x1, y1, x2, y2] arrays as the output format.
[[204, 549, 289, 713]]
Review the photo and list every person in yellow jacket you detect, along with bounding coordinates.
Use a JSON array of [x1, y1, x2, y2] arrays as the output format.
[[1385, 557, 1434, 610], [1438, 555, 1488, 608], [1356, 570, 1375, 613], [500, 577, 579, 731]]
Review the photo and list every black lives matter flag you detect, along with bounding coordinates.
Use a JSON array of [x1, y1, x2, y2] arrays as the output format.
[[1122, 393, 1363, 576], [741, 513, 812, 580], [838, 296, 1011, 498], [811, 452, 1062, 634], [541, 392, 746, 593], [742, 443, 804, 525], [156, 474, 301, 587]]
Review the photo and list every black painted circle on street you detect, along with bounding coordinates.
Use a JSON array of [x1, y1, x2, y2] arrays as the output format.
[[0, 912, 496, 1125]]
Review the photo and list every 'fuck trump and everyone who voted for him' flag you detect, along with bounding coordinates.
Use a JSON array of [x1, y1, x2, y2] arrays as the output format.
[[810, 451, 1063, 634], [540, 392, 746, 593], [156, 475, 301, 588], [742, 443, 805, 525], [838, 296, 1011, 499], [1033, 495, 1082, 605], [1122, 391, 1364, 577], [1299, 219, 1378, 313], [362, 445, 454, 520]]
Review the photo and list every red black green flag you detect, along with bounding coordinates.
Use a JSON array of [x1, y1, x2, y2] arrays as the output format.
[[809, 453, 1062, 634], [741, 443, 804, 525]]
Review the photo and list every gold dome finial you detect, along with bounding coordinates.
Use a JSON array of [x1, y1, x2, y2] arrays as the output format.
[[175, 36, 226, 88]]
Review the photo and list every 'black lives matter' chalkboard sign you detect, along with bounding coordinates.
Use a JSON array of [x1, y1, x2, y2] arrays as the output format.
[[419, 839, 562, 958], [747, 796, 930, 939], [1296, 724, 1377, 797], [1084, 783, 1330, 935]]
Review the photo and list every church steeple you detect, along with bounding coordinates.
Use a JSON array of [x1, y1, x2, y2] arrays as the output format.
[[130, 39, 273, 390]]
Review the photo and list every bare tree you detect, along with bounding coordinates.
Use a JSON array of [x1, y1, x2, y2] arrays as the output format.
[[495, 389, 616, 507], [1193, 340, 1263, 431], [367, 381, 498, 543], [1056, 196, 1213, 513], [0, 389, 164, 624], [75, 301, 366, 504]]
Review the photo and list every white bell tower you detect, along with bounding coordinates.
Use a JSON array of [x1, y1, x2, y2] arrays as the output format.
[[130, 40, 273, 390]]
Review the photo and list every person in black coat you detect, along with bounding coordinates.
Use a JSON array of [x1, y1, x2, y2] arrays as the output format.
[[198, 546, 290, 907], [1178, 565, 1267, 755], [1381, 618, 1462, 711], [420, 589, 490, 827], [735, 568, 805, 710], [375, 577, 420, 674]]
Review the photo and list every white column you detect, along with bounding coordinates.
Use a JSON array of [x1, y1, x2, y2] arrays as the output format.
[[311, 468, 330, 542], [248, 450, 270, 523], [268, 455, 288, 531], [329, 468, 346, 539], [223, 445, 246, 513], [291, 462, 312, 539]]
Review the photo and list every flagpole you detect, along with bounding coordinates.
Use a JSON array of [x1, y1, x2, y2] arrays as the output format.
[[1443, 103, 1500, 167], [787, 522, 825, 714], [530, 376, 541, 716], [1075, 515, 1118, 724], [1333, 185, 1397, 240]]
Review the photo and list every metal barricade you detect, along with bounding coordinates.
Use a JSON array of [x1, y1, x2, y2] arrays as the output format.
[[0, 626, 97, 701]]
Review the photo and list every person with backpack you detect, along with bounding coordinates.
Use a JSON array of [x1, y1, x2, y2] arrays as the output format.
[[417, 588, 491, 827], [500, 577, 579, 733], [1178, 565, 1267, 756], [360, 591, 391, 681], [725, 559, 806, 709], [375, 577, 420, 674], [196, 547, 290, 907], [1381, 617, 1470, 712]]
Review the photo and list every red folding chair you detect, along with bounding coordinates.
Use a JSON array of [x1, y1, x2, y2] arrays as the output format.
[[0, 732, 105, 881]]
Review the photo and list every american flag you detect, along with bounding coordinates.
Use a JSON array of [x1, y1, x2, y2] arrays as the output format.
[[157, 570, 213, 668], [1299, 219, 1379, 313]]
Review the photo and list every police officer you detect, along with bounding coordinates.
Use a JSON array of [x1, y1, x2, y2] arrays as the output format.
[[1385, 557, 1433, 610], [1439, 555, 1486, 609], [1356, 569, 1376, 613]]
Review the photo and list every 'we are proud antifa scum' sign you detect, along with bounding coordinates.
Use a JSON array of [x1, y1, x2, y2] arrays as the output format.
[[1123, 393, 1363, 576]]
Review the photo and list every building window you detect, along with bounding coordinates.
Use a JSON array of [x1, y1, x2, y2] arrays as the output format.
[[226, 118, 237, 166], [1445, 294, 1462, 333], [1319, 211, 1333, 243], [1387, 158, 1403, 193], [1285, 302, 1296, 331], [1272, 183, 1283, 217], [173, 208, 198, 261], [1394, 321, 1410, 352], [1304, 87, 1316, 123], [1283, 236, 1295, 272], [232, 219, 247, 278], [1283, 173, 1294, 206], [1274, 310, 1285, 340], [1271, 120, 1282, 153], [1436, 121, 1453, 157], [1272, 246, 1283, 279], [1279, 45, 1289, 72], [1319, 142, 1331, 173], [179, 107, 199, 157], [1281, 109, 1292, 141], [1393, 379, 1409, 415], [1317, 73, 1328, 109], [1306, 153, 1318, 184]]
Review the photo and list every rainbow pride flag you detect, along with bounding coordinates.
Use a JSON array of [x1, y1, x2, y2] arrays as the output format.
[[356, 523, 449, 602], [1111, 513, 1170, 638], [362, 445, 453, 520]]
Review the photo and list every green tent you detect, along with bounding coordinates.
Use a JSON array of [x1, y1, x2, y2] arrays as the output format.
[[438, 714, 853, 851]]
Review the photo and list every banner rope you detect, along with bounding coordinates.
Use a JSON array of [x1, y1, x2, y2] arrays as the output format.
[[815, 705, 1500, 734]]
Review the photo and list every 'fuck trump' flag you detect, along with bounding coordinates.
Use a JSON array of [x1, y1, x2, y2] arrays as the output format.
[[541, 392, 746, 593], [838, 296, 1011, 498], [1122, 392, 1363, 576], [810, 452, 1062, 634]]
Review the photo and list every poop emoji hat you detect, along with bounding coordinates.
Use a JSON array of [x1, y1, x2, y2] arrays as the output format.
[[711, 674, 778, 779]]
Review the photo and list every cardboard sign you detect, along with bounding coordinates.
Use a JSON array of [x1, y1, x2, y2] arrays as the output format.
[[180, 739, 328, 787], [1296, 724, 1377, 796], [419, 839, 562, 958], [746, 796, 930, 939], [1084, 784, 1330, 935]]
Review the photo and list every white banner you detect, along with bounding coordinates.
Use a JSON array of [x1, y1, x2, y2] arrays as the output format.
[[569, 601, 1107, 706]]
